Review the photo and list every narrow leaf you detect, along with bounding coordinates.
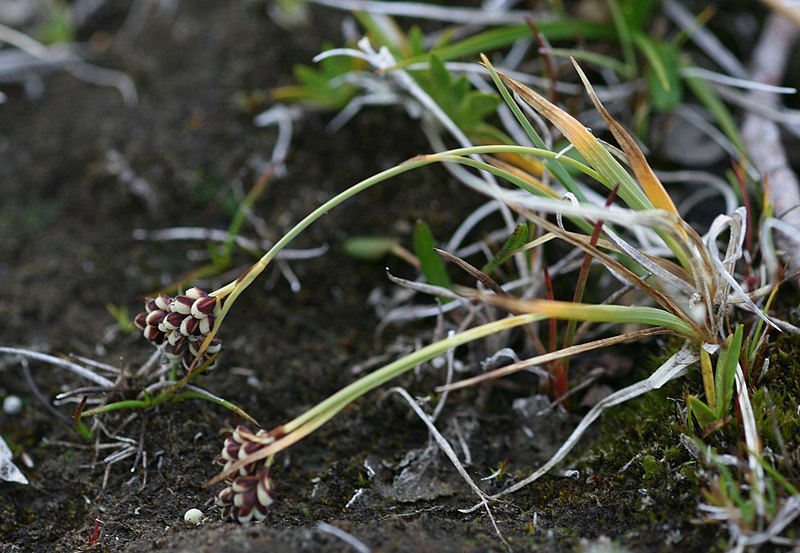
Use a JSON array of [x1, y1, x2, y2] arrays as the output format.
[[394, 21, 617, 69], [633, 34, 683, 110], [687, 394, 718, 427], [413, 220, 452, 294], [482, 222, 530, 274], [571, 59, 681, 218], [342, 236, 400, 262], [715, 324, 744, 419], [465, 290, 697, 338], [700, 347, 716, 412], [481, 56, 587, 202], [493, 66, 651, 211], [435, 248, 501, 294]]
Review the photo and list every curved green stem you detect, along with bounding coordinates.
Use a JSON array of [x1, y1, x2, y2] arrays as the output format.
[[210, 313, 544, 482], [284, 313, 543, 433], [199, 144, 608, 359], [82, 398, 150, 417]]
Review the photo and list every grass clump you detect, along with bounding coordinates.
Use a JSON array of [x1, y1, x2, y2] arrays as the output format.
[[185, 47, 795, 550]]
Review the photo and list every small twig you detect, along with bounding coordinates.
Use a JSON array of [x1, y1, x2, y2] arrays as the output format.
[[0, 347, 114, 387], [132, 227, 329, 260], [390, 387, 512, 552], [131, 414, 148, 474], [316, 522, 371, 553], [55, 386, 117, 400], [69, 354, 121, 375], [21, 358, 72, 426]]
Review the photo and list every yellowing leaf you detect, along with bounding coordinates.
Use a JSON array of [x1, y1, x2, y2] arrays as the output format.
[[571, 59, 681, 219], [485, 56, 651, 212]]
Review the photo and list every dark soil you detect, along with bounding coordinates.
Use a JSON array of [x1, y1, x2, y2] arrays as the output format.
[[0, 2, 731, 552]]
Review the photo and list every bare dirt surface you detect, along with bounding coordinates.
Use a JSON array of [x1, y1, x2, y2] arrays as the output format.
[[0, 2, 739, 551]]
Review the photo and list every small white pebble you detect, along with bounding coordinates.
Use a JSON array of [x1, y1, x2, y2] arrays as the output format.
[[183, 508, 203, 524], [3, 395, 22, 415]]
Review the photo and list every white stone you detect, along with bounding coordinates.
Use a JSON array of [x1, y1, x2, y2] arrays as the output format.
[[183, 508, 203, 524], [3, 395, 22, 415]]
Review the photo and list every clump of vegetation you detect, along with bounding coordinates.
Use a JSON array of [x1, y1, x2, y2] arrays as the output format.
[[189, 2, 800, 548], [5, 1, 800, 550], [110, 2, 799, 548]]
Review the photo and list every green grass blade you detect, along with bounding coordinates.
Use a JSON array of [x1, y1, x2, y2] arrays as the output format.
[[471, 293, 698, 338], [413, 220, 452, 295], [394, 20, 616, 69], [342, 236, 399, 262], [700, 347, 716, 412], [633, 33, 683, 110], [715, 324, 744, 419], [175, 386, 259, 425], [482, 222, 530, 274], [284, 313, 544, 434], [481, 56, 589, 203], [688, 394, 718, 427]]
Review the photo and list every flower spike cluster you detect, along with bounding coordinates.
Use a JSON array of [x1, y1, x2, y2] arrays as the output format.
[[215, 425, 280, 523], [133, 287, 223, 372]]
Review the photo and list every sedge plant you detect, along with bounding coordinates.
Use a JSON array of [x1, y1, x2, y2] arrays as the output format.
[[171, 55, 783, 527]]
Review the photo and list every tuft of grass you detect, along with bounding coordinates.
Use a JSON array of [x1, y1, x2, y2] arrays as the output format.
[[200, 56, 780, 527]]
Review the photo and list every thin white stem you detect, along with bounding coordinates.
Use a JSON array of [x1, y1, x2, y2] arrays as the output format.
[[390, 387, 510, 551], [459, 347, 697, 508], [310, 0, 542, 25], [0, 347, 114, 388]]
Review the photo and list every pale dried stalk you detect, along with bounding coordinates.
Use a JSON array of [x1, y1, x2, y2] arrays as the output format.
[[758, 0, 800, 27], [741, 13, 800, 283]]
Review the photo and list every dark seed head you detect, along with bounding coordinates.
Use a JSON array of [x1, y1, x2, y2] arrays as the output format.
[[185, 287, 207, 300], [205, 338, 223, 354], [216, 466, 274, 524], [143, 325, 165, 343], [134, 312, 147, 330], [199, 315, 215, 335], [163, 311, 186, 330], [145, 309, 167, 327], [191, 296, 217, 319], [172, 296, 193, 315], [180, 316, 200, 337], [167, 330, 185, 346], [164, 338, 187, 358], [155, 294, 172, 311]]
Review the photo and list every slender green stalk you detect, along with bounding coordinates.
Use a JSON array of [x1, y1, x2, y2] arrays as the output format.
[[525, 301, 698, 339], [198, 144, 613, 360], [211, 313, 545, 482], [393, 20, 617, 70], [83, 399, 150, 417], [201, 156, 441, 353], [547, 48, 631, 76], [482, 57, 589, 203], [174, 390, 256, 422], [283, 313, 543, 432], [430, 148, 604, 187]]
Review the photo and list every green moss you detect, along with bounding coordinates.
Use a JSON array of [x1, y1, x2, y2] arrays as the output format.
[[756, 330, 800, 432]]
